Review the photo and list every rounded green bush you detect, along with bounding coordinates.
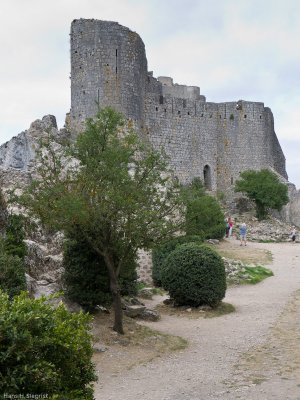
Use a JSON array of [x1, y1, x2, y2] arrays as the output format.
[[152, 235, 204, 287], [160, 243, 226, 307], [0, 290, 97, 399]]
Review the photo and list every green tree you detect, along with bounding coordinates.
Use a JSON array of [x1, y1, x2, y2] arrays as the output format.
[[0, 206, 26, 298], [183, 178, 225, 239], [4, 214, 27, 259], [15, 107, 184, 334], [0, 187, 7, 233], [0, 250, 26, 298], [62, 228, 138, 311], [234, 169, 289, 220]]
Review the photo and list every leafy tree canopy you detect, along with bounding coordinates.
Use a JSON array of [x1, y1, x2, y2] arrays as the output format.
[[182, 178, 225, 239], [13, 107, 185, 333], [0, 191, 26, 297], [234, 169, 289, 220]]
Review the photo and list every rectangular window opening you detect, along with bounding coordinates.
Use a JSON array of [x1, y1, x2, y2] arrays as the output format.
[[115, 49, 118, 75]]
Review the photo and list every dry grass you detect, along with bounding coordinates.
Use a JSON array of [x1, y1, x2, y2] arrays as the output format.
[[92, 311, 188, 377], [208, 239, 273, 265]]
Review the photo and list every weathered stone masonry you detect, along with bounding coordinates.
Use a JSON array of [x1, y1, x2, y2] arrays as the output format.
[[70, 18, 288, 194]]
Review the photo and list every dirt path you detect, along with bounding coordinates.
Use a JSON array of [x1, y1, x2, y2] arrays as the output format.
[[95, 241, 300, 400]]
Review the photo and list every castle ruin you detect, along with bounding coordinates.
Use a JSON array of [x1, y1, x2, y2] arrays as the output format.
[[0, 18, 299, 293], [70, 19, 288, 193]]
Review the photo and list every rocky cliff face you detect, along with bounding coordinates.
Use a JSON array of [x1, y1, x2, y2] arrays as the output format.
[[0, 115, 59, 172], [0, 115, 68, 298]]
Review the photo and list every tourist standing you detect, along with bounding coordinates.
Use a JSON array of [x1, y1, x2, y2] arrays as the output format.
[[291, 226, 297, 243], [239, 223, 247, 246], [225, 218, 230, 238]]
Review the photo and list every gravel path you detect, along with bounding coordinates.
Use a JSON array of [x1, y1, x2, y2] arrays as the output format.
[[95, 241, 300, 400]]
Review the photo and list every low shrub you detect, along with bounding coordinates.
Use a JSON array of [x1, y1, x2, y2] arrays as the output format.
[[152, 235, 204, 287], [0, 290, 97, 399], [160, 243, 226, 307]]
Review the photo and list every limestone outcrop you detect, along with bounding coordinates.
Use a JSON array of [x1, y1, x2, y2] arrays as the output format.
[[0, 115, 67, 298]]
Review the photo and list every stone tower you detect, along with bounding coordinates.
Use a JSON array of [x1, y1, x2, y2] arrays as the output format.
[[70, 19, 147, 132]]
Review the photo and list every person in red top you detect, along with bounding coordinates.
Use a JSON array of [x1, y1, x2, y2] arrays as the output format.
[[228, 217, 234, 238]]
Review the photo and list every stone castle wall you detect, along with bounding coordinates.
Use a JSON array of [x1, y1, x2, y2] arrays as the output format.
[[70, 19, 288, 192]]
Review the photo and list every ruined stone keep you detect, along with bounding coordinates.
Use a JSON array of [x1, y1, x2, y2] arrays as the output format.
[[70, 18, 288, 193]]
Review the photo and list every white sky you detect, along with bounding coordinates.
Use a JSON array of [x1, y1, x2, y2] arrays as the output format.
[[1, 0, 300, 188]]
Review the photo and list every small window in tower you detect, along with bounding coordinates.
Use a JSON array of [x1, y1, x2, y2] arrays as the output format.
[[244, 114, 247, 118], [115, 49, 118, 75], [201, 113, 204, 117], [159, 95, 164, 105], [260, 115, 262, 119], [155, 107, 158, 111], [178, 110, 181, 115], [188, 112, 190, 115]]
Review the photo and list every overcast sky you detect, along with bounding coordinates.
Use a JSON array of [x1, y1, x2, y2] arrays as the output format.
[[1, 0, 300, 188]]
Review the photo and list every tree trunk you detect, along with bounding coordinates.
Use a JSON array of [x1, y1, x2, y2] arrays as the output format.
[[103, 253, 124, 334]]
